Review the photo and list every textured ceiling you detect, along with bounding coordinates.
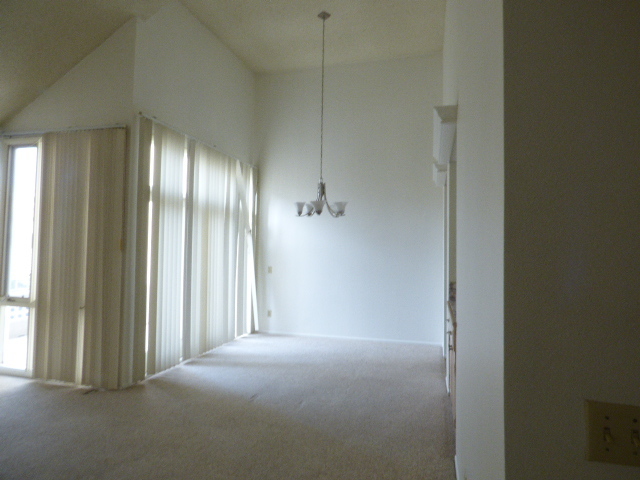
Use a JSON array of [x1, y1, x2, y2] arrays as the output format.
[[0, 0, 445, 126], [182, 0, 446, 72]]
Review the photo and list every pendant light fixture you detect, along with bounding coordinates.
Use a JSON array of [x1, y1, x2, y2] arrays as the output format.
[[295, 11, 347, 218]]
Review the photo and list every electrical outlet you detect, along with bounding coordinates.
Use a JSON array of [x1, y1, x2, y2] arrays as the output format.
[[267, 310, 272, 317], [268, 266, 273, 274], [585, 400, 640, 467]]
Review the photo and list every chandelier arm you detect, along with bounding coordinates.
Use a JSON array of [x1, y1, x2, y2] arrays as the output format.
[[306, 203, 317, 216], [320, 182, 345, 218], [325, 202, 340, 217]]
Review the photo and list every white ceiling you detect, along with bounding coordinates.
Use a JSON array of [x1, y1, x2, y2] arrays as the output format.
[[0, 0, 446, 126]]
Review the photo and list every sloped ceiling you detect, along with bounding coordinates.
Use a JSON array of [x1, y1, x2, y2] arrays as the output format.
[[0, 0, 445, 126]]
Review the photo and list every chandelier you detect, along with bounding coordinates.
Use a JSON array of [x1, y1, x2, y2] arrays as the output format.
[[295, 11, 347, 218]]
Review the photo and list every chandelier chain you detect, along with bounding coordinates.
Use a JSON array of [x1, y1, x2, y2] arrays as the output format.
[[320, 13, 326, 181]]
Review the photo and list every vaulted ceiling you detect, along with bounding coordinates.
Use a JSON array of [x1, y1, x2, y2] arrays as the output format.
[[0, 0, 445, 126]]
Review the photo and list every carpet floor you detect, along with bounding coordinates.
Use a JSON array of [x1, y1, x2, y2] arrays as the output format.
[[0, 333, 455, 479]]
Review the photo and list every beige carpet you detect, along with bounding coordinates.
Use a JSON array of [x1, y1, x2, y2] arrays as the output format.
[[0, 333, 455, 479]]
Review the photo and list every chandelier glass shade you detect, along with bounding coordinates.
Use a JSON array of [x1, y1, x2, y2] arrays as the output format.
[[295, 11, 347, 218]]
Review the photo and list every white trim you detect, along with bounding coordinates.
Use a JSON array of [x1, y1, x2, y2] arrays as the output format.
[[0, 124, 127, 138], [0, 136, 41, 146], [255, 330, 443, 347]]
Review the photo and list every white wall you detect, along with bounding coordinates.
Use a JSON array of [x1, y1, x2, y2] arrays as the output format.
[[4, 1, 256, 162], [503, 2, 640, 479], [133, 1, 255, 162], [256, 55, 444, 344], [443, 1, 505, 479], [447, 1, 640, 479], [3, 20, 136, 132]]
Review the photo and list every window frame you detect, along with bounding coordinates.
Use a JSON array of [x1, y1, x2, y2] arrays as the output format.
[[0, 137, 42, 303], [0, 136, 42, 375]]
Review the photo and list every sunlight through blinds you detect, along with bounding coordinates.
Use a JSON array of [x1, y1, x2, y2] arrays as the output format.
[[139, 117, 257, 378], [146, 125, 187, 375], [188, 143, 256, 358]]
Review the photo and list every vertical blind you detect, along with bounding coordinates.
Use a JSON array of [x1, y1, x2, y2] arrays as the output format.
[[146, 124, 187, 374], [35, 128, 126, 388], [136, 117, 257, 378], [26, 119, 255, 388]]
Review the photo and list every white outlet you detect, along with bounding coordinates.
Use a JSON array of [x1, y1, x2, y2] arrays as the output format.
[[585, 399, 640, 467]]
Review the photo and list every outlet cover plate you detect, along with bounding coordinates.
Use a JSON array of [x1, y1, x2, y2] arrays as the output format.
[[585, 400, 640, 467]]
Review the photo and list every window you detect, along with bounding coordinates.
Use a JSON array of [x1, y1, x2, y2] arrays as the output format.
[[0, 138, 41, 373], [1, 128, 126, 387]]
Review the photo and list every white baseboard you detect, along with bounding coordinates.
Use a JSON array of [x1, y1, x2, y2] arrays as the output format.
[[254, 329, 443, 347]]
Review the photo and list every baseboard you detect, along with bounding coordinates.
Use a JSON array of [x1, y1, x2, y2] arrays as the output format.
[[253, 329, 443, 347]]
